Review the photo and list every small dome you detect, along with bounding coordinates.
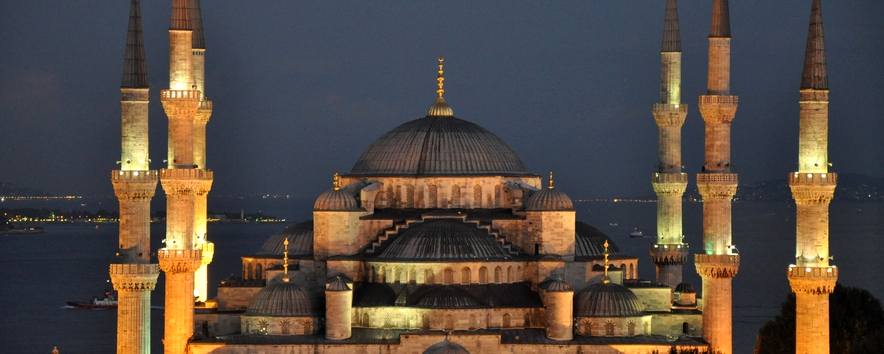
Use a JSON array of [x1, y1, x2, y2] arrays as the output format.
[[246, 281, 313, 316], [540, 277, 574, 292], [575, 282, 643, 317], [257, 221, 313, 256], [313, 189, 360, 211], [414, 286, 481, 308], [674, 282, 696, 294], [374, 219, 513, 260], [423, 339, 470, 354], [524, 188, 574, 211], [326, 275, 351, 291]]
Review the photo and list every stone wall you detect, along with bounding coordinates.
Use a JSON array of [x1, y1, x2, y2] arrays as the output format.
[[217, 286, 262, 311], [650, 312, 703, 337], [575, 315, 652, 337], [353, 307, 541, 330], [339, 175, 541, 210], [240, 315, 317, 335]]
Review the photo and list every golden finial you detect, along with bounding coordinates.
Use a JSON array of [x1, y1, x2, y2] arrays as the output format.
[[548, 171, 555, 189], [282, 237, 290, 283], [436, 56, 445, 98], [602, 240, 610, 284], [332, 172, 341, 191]]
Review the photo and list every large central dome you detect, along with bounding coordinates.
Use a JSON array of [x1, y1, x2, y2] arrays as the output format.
[[349, 116, 530, 176]]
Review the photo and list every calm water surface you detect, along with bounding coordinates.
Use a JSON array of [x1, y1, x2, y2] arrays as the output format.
[[1, 201, 881, 353]]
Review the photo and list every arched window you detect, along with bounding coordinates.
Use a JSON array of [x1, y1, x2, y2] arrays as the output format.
[[682, 322, 689, 335], [479, 267, 488, 283], [445, 314, 454, 330], [605, 322, 615, 336], [409, 268, 417, 284], [583, 321, 593, 336], [629, 263, 635, 279], [416, 185, 425, 208], [428, 185, 438, 208], [502, 313, 512, 328], [362, 313, 370, 326], [627, 321, 636, 336], [405, 185, 415, 208], [424, 269, 434, 284], [255, 263, 263, 280], [506, 266, 513, 282], [246, 263, 254, 280], [469, 314, 477, 329], [494, 266, 503, 283], [394, 185, 402, 208], [377, 266, 385, 283], [451, 185, 461, 207], [394, 267, 402, 283], [461, 267, 471, 284], [473, 185, 483, 208], [422, 314, 430, 328], [444, 268, 454, 284], [494, 185, 503, 206], [280, 320, 291, 335]]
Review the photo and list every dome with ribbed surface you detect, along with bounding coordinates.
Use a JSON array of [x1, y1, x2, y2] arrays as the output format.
[[540, 277, 574, 292], [326, 275, 351, 291], [313, 189, 360, 211], [423, 340, 470, 354], [374, 219, 513, 260], [349, 117, 530, 176], [575, 282, 643, 317], [674, 282, 695, 294], [246, 282, 313, 316], [257, 221, 313, 256], [525, 188, 574, 211]]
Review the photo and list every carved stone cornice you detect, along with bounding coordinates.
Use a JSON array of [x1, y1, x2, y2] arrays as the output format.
[[695, 254, 739, 279], [787, 266, 837, 295], [157, 249, 202, 274], [109, 263, 159, 292]]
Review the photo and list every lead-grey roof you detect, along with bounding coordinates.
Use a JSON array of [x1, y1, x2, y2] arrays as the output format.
[[575, 282, 644, 317], [189, 0, 206, 49], [373, 219, 515, 261], [245, 281, 313, 316], [524, 188, 574, 211], [661, 0, 682, 52], [170, 0, 192, 30], [257, 221, 313, 257], [801, 0, 828, 90], [424, 340, 470, 354], [121, 0, 148, 88], [575, 222, 623, 260], [353, 282, 542, 308], [349, 117, 530, 176], [314, 189, 360, 211], [710, 0, 731, 37]]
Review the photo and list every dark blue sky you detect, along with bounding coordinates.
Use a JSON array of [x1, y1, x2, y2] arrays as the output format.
[[1, 1, 882, 198]]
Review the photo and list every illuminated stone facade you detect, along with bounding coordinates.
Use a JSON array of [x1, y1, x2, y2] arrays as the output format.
[[788, 1, 838, 353], [694, 1, 739, 353]]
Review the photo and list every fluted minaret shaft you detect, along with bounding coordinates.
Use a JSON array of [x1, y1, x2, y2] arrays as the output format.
[[788, 1, 838, 354], [189, 0, 214, 303], [159, 0, 210, 352], [651, 0, 688, 289], [111, 2, 159, 354], [695, 1, 739, 353]]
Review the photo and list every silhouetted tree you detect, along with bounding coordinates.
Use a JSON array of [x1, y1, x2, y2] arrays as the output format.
[[755, 284, 884, 354]]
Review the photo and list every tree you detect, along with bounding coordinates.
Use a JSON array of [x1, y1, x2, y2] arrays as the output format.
[[755, 284, 884, 354]]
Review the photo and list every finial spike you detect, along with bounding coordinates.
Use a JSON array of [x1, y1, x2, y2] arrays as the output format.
[[548, 171, 555, 190], [282, 237, 290, 282], [427, 56, 455, 117], [333, 172, 341, 191], [603, 240, 611, 284]]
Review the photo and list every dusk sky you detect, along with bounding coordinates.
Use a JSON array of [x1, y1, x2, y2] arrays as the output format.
[[1, 1, 882, 199]]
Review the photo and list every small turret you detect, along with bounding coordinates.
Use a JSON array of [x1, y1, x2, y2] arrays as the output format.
[[540, 275, 574, 341], [324, 275, 353, 340], [312, 172, 365, 258], [524, 172, 576, 259]]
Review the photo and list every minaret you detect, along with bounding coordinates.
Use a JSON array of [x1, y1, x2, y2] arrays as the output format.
[[189, 0, 214, 304], [650, 0, 689, 289], [695, 1, 740, 353], [157, 0, 209, 353], [109, 1, 160, 353], [788, 1, 838, 353]]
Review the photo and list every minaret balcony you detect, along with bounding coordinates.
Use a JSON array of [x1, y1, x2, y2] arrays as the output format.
[[161, 89, 201, 101], [109, 263, 160, 292], [695, 254, 739, 279], [650, 244, 689, 265], [652, 103, 688, 127], [788, 172, 836, 186], [787, 265, 837, 295], [698, 95, 738, 124], [158, 249, 203, 274], [789, 172, 836, 205], [160, 169, 214, 196], [111, 170, 158, 200]]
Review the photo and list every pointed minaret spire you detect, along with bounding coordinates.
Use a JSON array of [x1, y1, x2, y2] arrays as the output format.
[[710, 0, 732, 37], [661, 0, 682, 52], [121, 0, 148, 88], [427, 56, 455, 117], [189, 0, 206, 50], [170, 0, 192, 30], [801, 0, 828, 90]]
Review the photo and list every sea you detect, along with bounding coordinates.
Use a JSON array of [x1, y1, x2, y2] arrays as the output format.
[[1, 198, 882, 354]]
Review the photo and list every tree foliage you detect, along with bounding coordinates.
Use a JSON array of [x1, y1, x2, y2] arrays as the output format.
[[755, 284, 884, 354]]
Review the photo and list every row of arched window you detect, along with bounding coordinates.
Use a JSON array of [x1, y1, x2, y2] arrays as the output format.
[[373, 182, 515, 209], [358, 311, 527, 330], [368, 264, 524, 284]]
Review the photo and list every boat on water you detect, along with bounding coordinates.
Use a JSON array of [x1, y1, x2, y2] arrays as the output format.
[[629, 227, 645, 238], [0, 225, 44, 235], [66, 283, 116, 309]]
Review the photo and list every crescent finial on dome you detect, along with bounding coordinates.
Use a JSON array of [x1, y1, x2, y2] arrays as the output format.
[[427, 56, 454, 117]]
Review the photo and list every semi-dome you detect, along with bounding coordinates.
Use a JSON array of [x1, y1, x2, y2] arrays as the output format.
[[349, 116, 530, 177], [575, 282, 643, 317], [540, 276, 574, 292], [374, 219, 513, 260], [245, 281, 313, 317], [313, 189, 360, 211], [257, 221, 313, 256], [326, 275, 351, 291], [423, 339, 470, 354], [674, 282, 696, 294], [413, 286, 482, 308]]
